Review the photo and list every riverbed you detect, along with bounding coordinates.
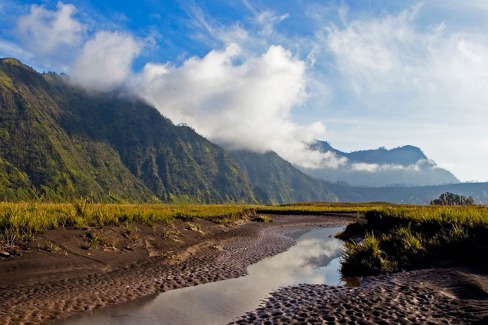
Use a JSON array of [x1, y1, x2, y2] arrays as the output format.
[[67, 227, 344, 324]]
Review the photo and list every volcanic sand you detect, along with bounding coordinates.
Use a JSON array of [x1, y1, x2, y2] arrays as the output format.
[[232, 268, 488, 324], [1, 214, 487, 324]]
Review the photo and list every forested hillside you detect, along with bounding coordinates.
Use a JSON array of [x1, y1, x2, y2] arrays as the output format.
[[231, 150, 337, 204], [0, 58, 255, 203]]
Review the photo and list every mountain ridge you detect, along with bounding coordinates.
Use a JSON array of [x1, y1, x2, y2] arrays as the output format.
[[303, 140, 459, 187], [0, 57, 256, 203], [1, 57, 482, 204], [231, 150, 337, 204]]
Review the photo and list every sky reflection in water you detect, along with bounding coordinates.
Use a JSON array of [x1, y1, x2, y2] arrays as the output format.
[[68, 226, 344, 325]]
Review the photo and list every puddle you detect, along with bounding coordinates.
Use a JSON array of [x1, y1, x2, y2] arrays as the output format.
[[67, 226, 345, 324]]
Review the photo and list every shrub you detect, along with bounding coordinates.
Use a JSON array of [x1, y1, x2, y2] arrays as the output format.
[[341, 233, 397, 276], [430, 192, 475, 206]]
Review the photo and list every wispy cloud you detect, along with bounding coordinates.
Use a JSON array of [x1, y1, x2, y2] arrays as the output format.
[[15, 2, 85, 67], [320, 4, 488, 120]]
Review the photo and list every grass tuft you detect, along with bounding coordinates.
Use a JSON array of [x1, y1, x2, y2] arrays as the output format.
[[340, 205, 488, 276]]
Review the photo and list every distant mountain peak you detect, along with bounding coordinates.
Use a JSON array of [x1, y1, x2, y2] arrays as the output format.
[[313, 141, 428, 166], [303, 140, 459, 187]]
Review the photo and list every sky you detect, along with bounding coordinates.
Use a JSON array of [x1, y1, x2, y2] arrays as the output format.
[[1, 0, 487, 182]]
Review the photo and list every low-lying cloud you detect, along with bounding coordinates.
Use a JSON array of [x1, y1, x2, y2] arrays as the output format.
[[132, 44, 335, 168], [71, 31, 141, 91], [350, 159, 437, 173]]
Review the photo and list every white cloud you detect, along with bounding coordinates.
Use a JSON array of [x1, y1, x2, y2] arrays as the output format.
[[351, 162, 379, 173], [309, 4, 488, 181], [12, 2, 143, 90], [132, 44, 339, 168], [15, 2, 85, 62], [70, 31, 142, 91], [350, 159, 436, 173], [255, 10, 289, 38], [321, 5, 488, 119]]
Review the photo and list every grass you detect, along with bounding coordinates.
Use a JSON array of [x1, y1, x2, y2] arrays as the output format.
[[0, 201, 256, 248], [365, 205, 488, 226], [256, 202, 393, 215], [0, 200, 372, 249], [340, 205, 488, 276], [252, 214, 273, 222], [3, 200, 486, 273]]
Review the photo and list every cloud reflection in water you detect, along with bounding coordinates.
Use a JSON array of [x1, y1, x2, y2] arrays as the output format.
[[68, 227, 344, 325]]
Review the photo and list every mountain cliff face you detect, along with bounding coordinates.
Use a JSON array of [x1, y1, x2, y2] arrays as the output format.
[[0, 58, 255, 203], [303, 141, 459, 187], [231, 150, 338, 204]]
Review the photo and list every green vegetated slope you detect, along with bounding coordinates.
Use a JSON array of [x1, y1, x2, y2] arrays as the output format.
[[231, 150, 338, 204], [0, 58, 255, 203]]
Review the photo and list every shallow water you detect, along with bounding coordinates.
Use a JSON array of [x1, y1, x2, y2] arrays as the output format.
[[68, 226, 344, 325]]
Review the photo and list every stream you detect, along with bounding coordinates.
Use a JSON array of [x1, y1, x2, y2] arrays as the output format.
[[67, 226, 345, 324]]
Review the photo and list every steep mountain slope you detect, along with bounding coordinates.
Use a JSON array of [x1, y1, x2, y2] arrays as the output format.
[[0, 58, 155, 201], [231, 150, 338, 204], [0, 58, 255, 203], [53, 89, 256, 203], [303, 141, 459, 187]]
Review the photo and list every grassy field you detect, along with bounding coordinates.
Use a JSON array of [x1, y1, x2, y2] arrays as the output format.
[[0, 201, 256, 246], [256, 202, 394, 215], [0, 201, 379, 247], [340, 205, 488, 276], [2, 201, 487, 274]]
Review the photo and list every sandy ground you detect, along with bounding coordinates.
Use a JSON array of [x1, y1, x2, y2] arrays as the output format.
[[232, 268, 488, 324], [1, 214, 487, 324], [0, 214, 351, 324]]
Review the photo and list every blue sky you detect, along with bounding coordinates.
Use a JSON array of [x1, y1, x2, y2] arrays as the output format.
[[1, 0, 488, 182]]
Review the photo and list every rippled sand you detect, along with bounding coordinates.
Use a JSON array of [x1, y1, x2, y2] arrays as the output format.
[[1, 214, 487, 324], [0, 215, 351, 324], [233, 268, 488, 324]]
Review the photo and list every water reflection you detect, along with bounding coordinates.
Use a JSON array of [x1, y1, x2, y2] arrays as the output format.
[[68, 227, 344, 325]]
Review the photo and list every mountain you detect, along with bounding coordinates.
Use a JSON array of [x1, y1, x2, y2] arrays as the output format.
[[302, 141, 459, 187], [231, 150, 338, 204], [0, 58, 255, 203], [2, 57, 478, 205]]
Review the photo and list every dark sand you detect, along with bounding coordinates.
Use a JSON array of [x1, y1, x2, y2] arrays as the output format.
[[232, 268, 488, 324], [0, 214, 350, 324], [1, 214, 487, 324]]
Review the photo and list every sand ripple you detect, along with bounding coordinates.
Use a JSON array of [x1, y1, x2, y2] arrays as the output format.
[[0, 215, 348, 324], [232, 268, 488, 324]]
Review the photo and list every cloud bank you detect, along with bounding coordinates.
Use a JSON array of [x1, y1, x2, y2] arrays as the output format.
[[132, 44, 333, 168]]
